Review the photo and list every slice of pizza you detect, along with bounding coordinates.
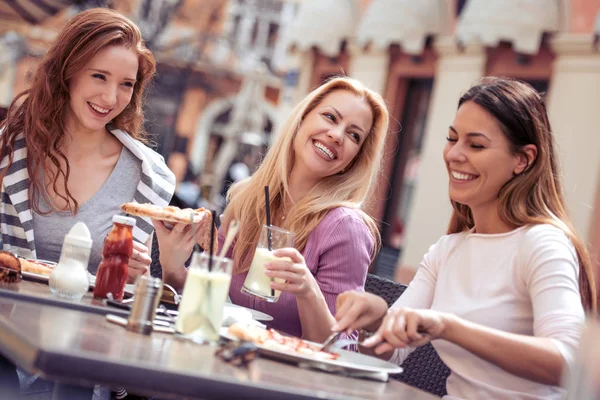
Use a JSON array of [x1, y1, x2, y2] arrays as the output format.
[[120, 202, 218, 254], [228, 322, 271, 342], [19, 259, 55, 277], [227, 323, 339, 361], [120, 203, 208, 224]]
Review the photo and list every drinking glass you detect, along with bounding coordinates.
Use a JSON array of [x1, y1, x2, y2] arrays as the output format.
[[241, 225, 295, 303], [175, 252, 232, 342]]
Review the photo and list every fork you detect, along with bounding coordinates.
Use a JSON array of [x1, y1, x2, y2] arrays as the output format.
[[319, 331, 343, 352], [163, 283, 181, 305]]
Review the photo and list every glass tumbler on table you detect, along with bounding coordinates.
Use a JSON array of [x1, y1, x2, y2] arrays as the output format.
[[175, 252, 233, 343], [242, 225, 295, 303]]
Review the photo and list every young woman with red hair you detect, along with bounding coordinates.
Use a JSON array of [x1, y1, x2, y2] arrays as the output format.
[[0, 8, 176, 282], [0, 8, 176, 399]]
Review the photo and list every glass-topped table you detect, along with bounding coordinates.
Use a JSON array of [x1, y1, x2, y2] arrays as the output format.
[[0, 281, 440, 399]]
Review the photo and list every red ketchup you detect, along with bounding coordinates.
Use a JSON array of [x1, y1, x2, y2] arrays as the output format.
[[93, 215, 136, 301]]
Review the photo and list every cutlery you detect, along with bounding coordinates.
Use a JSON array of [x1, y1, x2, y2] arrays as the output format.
[[162, 283, 181, 305], [319, 331, 343, 352], [320, 329, 431, 353]]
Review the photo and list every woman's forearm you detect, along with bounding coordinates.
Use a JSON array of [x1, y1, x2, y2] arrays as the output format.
[[296, 288, 337, 343], [443, 315, 566, 386]]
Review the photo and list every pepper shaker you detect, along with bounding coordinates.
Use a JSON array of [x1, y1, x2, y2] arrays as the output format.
[[127, 276, 163, 335]]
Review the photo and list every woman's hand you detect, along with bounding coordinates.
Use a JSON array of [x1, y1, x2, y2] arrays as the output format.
[[127, 241, 151, 283], [265, 248, 318, 298], [152, 219, 204, 290], [331, 291, 389, 333], [363, 307, 453, 354]]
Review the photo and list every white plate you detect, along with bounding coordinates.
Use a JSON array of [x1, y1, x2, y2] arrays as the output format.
[[21, 259, 55, 282], [219, 328, 403, 376], [225, 303, 273, 322], [167, 303, 273, 322], [21, 271, 52, 282]]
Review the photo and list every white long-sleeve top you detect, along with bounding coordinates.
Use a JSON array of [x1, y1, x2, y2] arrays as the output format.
[[390, 224, 585, 399]]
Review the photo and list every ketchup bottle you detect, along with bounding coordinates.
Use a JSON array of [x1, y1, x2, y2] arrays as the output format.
[[93, 215, 136, 301]]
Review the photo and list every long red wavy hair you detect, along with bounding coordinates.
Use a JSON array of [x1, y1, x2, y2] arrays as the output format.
[[0, 8, 156, 213]]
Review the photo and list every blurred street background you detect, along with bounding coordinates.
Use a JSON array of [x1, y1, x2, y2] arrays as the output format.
[[1, 0, 599, 290]]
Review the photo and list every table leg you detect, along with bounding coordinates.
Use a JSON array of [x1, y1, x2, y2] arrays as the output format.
[[51, 383, 94, 400]]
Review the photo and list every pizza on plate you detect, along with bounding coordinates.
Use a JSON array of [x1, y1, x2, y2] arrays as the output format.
[[227, 323, 339, 361], [20, 258, 55, 277], [120, 202, 218, 253]]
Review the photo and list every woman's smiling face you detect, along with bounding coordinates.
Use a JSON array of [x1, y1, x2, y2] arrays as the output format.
[[66, 45, 138, 135], [444, 100, 524, 211], [292, 90, 373, 183]]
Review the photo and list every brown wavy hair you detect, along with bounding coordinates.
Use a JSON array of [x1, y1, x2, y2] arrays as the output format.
[[0, 8, 156, 213], [447, 77, 597, 313]]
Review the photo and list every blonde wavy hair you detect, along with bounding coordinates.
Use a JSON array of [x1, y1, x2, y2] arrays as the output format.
[[447, 77, 597, 313], [222, 76, 389, 274]]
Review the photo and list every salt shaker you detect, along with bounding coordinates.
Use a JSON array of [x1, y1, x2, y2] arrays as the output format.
[[127, 276, 163, 335], [49, 222, 92, 301]]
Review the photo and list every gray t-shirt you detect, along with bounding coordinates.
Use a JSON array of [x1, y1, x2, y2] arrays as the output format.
[[33, 146, 142, 274]]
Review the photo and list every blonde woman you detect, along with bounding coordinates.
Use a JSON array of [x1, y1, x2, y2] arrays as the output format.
[[160, 77, 389, 342], [334, 78, 596, 399]]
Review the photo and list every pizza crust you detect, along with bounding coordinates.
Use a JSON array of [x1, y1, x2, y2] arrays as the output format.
[[228, 322, 270, 342], [120, 203, 209, 224], [120, 202, 218, 254], [20, 259, 55, 277], [0, 251, 22, 284]]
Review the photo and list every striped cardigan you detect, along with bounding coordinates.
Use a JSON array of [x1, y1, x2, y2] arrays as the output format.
[[0, 128, 176, 258]]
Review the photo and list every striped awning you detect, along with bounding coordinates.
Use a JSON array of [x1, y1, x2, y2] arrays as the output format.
[[286, 0, 358, 57], [457, 0, 560, 54], [0, 0, 73, 25], [357, 0, 451, 55]]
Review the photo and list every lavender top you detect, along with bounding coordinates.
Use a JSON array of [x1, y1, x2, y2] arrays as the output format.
[[221, 207, 374, 338]]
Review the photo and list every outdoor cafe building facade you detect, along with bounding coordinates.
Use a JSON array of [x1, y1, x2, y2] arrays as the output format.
[[280, 0, 600, 298]]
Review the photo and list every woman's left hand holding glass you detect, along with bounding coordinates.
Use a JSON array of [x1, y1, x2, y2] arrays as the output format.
[[363, 307, 454, 354], [265, 248, 318, 298]]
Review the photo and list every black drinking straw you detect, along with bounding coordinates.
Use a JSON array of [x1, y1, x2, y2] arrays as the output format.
[[264, 186, 274, 297], [264, 186, 272, 250], [208, 210, 216, 272]]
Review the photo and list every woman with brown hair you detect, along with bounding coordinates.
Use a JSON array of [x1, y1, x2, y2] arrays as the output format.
[[0, 8, 176, 282], [334, 77, 596, 399], [0, 8, 177, 399]]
